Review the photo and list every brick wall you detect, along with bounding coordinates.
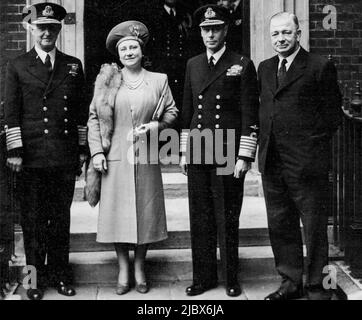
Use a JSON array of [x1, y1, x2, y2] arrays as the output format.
[[0, 0, 27, 101], [309, 0, 362, 90]]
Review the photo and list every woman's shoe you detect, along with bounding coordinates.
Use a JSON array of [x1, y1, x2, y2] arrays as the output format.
[[135, 282, 149, 294], [116, 283, 130, 295]]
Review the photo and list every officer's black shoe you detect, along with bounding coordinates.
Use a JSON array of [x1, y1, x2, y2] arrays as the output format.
[[56, 281, 76, 297], [226, 283, 242, 297], [186, 283, 217, 296], [27, 288, 44, 301]]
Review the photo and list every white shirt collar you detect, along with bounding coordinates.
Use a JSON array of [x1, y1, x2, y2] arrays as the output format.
[[35, 46, 56, 67], [164, 4, 176, 16], [278, 46, 301, 71], [207, 45, 226, 65]]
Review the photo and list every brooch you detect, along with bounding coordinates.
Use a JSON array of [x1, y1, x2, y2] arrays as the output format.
[[68, 64, 79, 77], [226, 64, 243, 76]]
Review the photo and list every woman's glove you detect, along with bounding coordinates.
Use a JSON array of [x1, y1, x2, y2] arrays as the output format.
[[93, 153, 108, 174]]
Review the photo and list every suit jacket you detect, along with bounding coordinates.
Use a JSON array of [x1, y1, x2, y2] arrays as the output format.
[[258, 47, 343, 178], [181, 49, 259, 165], [226, 3, 245, 54], [4, 48, 88, 169]]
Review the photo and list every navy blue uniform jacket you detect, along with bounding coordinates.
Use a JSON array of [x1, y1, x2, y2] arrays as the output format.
[[4, 48, 88, 169]]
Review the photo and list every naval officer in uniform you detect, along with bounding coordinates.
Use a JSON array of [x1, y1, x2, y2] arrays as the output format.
[[180, 4, 259, 297], [4, 2, 88, 300], [146, 0, 192, 113]]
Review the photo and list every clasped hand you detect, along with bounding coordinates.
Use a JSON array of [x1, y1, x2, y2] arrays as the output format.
[[6, 157, 23, 173], [93, 153, 108, 174]]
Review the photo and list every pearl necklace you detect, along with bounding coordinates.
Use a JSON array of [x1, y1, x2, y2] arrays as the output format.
[[123, 70, 145, 90]]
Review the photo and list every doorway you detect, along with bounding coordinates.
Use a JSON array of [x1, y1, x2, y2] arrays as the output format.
[[84, 0, 250, 86]]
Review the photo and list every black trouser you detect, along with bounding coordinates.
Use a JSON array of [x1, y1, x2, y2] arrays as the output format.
[[188, 165, 245, 286], [262, 151, 330, 289], [20, 168, 75, 286]]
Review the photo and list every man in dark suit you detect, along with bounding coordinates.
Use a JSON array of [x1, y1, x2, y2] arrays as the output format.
[[218, 0, 245, 54], [145, 0, 192, 113], [258, 12, 343, 300], [180, 4, 259, 297], [4, 3, 88, 300]]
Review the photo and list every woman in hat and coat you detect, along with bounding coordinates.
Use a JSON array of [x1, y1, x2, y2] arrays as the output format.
[[87, 21, 178, 295]]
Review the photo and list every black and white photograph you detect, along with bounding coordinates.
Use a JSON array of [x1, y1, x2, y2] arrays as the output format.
[[0, 0, 362, 308]]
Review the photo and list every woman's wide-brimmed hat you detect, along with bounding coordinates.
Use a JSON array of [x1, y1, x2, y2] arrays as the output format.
[[106, 20, 149, 56]]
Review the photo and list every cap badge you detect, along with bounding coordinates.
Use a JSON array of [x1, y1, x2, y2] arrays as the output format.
[[129, 25, 140, 38], [205, 8, 216, 19], [43, 5, 54, 17]]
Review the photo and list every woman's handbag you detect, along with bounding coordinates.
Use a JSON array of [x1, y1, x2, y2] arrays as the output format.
[[84, 158, 101, 207]]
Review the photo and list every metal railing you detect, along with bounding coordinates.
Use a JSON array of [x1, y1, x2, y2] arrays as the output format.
[[332, 81, 362, 278]]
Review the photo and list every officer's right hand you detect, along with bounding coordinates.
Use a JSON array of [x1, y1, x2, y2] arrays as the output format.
[[6, 157, 23, 173], [93, 153, 108, 174], [180, 155, 188, 176]]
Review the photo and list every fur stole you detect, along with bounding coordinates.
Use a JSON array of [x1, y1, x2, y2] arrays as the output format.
[[85, 63, 122, 207], [90, 63, 122, 154]]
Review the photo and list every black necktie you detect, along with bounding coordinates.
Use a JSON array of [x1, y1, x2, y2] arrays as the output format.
[[277, 59, 287, 87], [45, 54, 52, 74], [170, 9, 175, 18], [209, 56, 215, 70]]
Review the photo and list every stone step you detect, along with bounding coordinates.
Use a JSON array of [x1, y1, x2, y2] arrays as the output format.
[[12, 245, 344, 285], [73, 170, 263, 201], [67, 196, 268, 234]]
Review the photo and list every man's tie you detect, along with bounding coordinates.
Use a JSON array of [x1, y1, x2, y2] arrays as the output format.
[[44, 54, 52, 74], [277, 58, 287, 87], [170, 9, 175, 19], [209, 56, 215, 70]]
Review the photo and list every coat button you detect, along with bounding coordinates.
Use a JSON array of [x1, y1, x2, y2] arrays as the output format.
[[64, 119, 68, 123], [64, 107, 68, 112], [199, 95, 203, 100], [215, 115, 220, 120], [216, 105, 221, 110], [43, 107, 48, 112], [64, 96, 68, 100], [216, 95, 221, 100], [198, 115, 202, 119], [215, 124, 220, 129], [64, 130, 69, 135], [198, 105, 203, 110], [44, 118, 48, 123], [197, 124, 202, 129], [44, 129, 49, 134]]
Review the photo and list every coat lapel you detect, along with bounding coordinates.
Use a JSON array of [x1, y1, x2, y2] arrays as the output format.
[[193, 53, 210, 93], [264, 56, 279, 96], [199, 49, 233, 94], [26, 48, 49, 86], [275, 47, 308, 96]]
